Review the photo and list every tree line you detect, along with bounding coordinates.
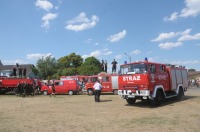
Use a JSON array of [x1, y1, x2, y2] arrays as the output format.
[[31, 53, 102, 80]]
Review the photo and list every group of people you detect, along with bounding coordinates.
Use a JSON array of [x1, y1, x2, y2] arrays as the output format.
[[13, 65, 26, 78], [15, 82, 35, 97], [101, 59, 118, 74]]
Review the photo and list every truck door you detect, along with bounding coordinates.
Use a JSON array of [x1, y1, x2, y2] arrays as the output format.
[[54, 81, 64, 93], [101, 76, 111, 92]]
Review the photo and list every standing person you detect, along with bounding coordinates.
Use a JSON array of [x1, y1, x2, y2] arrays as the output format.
[[104, 60, 108, 73], [23, 67, 26, 77], [13, 66, 17, 77], [111, 59, 118, 74], [18, 66, 22, 78], [50, 84, 56, 97], [101, 60, 105, 71], [93, 79, 102, 102]]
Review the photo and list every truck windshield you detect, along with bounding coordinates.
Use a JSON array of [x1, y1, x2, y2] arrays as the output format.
[[120, 63, 147, 74]]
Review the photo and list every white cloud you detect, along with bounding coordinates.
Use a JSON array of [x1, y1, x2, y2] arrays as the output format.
[[41, 13, 58, 29], [115, 55, 123, 60], [164, 0, 200, 21], [170, 60, 199, 65], [81, 55, 89, 60], [2, 60, 29, 65], [82, 48, 112, 60], [95, 43, 99, 46], [26, 53, 52, 60], [102, 48, 112, 55], [86, 38, 92, 44], [90, 50, 101, 58], [107, 30, 126, 43], [164, 12, 178, 22], [151, 32, 180, 42], [178, 32, 200, 41], [35, 0, 53, 12], [158, 42, 183, 50], [151, 29, 191, 42], [65, 12, 99, 32], [131, 50, 141, 55], [55, 0, 62, 10]]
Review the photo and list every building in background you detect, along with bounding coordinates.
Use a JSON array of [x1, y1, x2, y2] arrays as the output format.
[[0, 60, 37, 78]]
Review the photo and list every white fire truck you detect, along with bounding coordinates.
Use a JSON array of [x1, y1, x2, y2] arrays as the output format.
[[118, 60, 188, 106]]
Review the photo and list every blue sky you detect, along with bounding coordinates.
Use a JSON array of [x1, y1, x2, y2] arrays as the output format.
[[0, 0, 200, 72]]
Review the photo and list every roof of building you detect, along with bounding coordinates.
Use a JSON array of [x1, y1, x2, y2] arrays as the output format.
[[0, 64, 34, 76]]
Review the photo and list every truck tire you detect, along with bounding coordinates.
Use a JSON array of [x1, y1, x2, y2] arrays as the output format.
[[126, 98, 136, 104], [176, 88, 184, 100], [151, 91, 163, 106], [113, 90, 118, 95], [88, 89, 94, 95], [68, 90, 73, 95], [43, 91, 48, 95]]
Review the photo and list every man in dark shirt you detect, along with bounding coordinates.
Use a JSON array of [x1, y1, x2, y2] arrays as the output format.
[[104, 60, 108, 73], [18, 66, 22, 78], [23, 67, 26, 77], [111, 59, 118, 74]]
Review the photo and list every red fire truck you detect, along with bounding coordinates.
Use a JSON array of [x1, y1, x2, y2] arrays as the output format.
[[85, 73, 119, 95], [118, 60, 188, 106], [0, 76, 36, 94]]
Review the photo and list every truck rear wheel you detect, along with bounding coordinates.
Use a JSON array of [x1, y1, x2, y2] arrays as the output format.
[[88, 89, 94, 95], [68, 90, 73, 95], [151, 91, 163, 106], [176, 88, 184, 100], [126, 98, 136, 104], [43, 91, 48, 95]]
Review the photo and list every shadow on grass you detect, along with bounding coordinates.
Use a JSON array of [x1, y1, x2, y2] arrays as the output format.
[[100, 99, 112, 102], [124, 95, 198, 108]]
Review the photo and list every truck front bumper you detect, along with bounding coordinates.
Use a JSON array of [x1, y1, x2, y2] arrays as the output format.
[[118, 90, 151, 99]]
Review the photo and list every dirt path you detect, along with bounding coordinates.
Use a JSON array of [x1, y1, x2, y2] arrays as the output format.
[[0, 88, 200, 132]]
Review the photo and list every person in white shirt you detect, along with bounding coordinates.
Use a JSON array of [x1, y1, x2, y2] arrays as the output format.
[[93, 79, 102, 102]]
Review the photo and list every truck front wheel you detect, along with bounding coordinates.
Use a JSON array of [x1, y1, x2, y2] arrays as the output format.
[[151, 91, 163, 106], [68, 90, 73, 95], [126, 98, 136, 104]]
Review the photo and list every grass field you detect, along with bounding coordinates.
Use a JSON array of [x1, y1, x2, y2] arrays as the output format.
[[0, 88, 200, 132]]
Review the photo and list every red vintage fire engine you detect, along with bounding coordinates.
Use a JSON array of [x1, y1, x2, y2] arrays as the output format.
[[0, 76, 37, 94], [85, 73, 119, 95], [40, 79, 80, 95], [118, 60, 188, 106]]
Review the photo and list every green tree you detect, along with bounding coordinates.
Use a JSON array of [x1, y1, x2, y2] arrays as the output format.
[[78, 56, 101, 75], [188, 69, 196, 72], [57, 53, 83, 69], [57, 53, 83, 76], [36, 55, 57, 79]]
